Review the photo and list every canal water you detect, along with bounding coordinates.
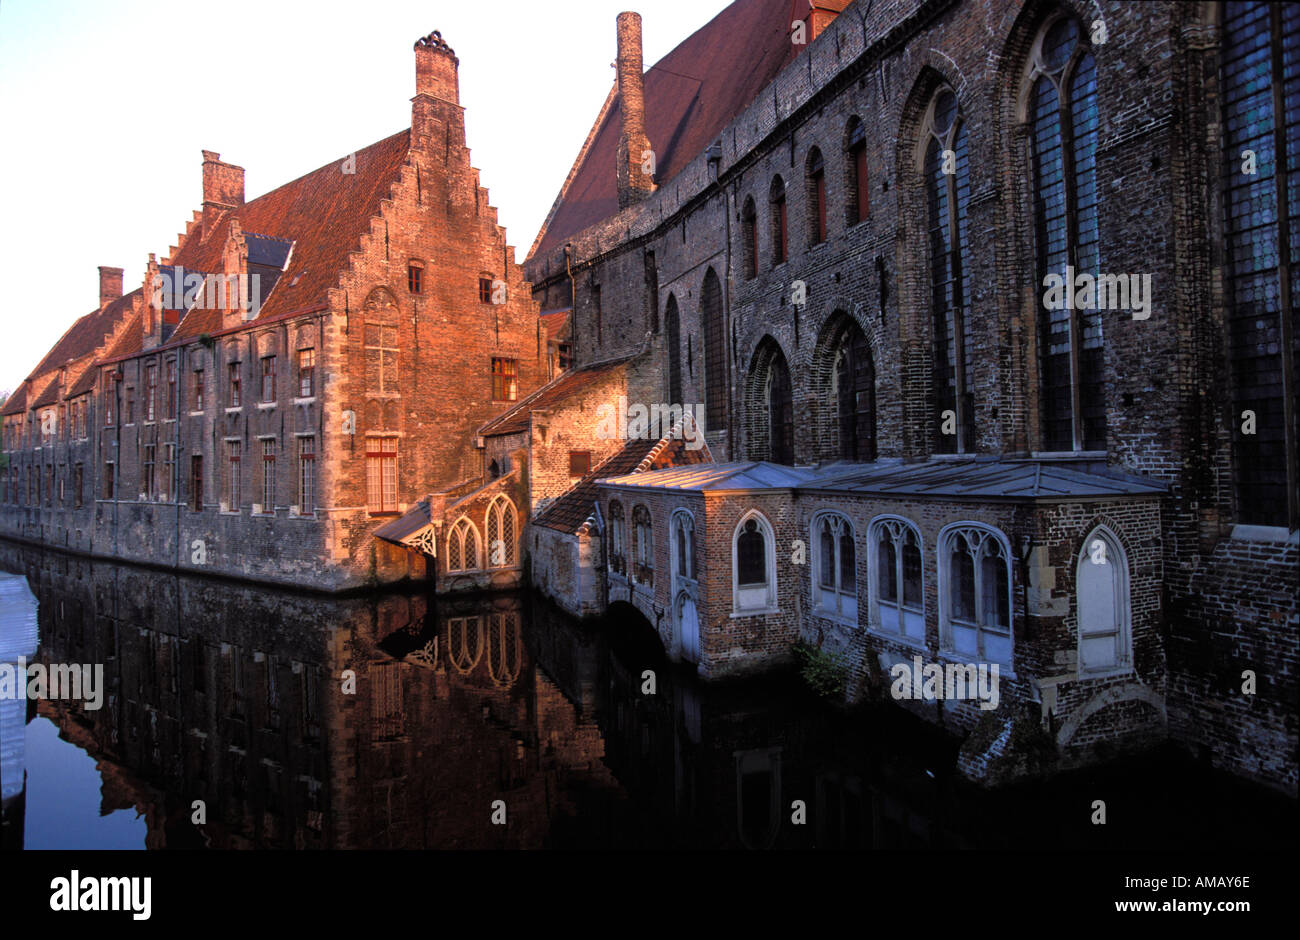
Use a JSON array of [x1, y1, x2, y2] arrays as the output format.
[[0, 540, 1293, 850]]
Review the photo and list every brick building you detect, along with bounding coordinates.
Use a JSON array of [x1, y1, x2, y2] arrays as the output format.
[[521, 0, 1298, 791], [2, 31, 547, 590]]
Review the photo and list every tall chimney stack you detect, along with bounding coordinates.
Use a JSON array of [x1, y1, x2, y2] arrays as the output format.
[[202, 150, 245, 239], [98, 266, 123, 309], [412, 31, 465, 150], [616, 11, 654, 209]]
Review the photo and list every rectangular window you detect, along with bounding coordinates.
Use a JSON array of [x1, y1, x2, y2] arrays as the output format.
[[491, 357, 518, 402], [143, 444, 155, 498], [408, 264, 423, 294], [363, 325, 398, 393], [261, 439, 275, 510], [145, 363, 158, 421], [228, 362, 241, 408], [44, 465, 52, 505], [163, 443, 175, 500], [298, 436, 315, 514], [261, 356, 276, 403], [226, 441, 241, 509], [479, 277, 494, 303], [73, 464, 83, 509], [298, 349, 315, 398], [166, 361, 177, 419], [190, 455, 203, 511], [104, 376, 114, 426], [193, 369, 205, 411], [568, 451, 591, 476], [125, 388, 134, 424], [103, 461, 114, 500], [812, 168, 826, 244], [366, 436, 398, 514], [853, 145, 869, 222]]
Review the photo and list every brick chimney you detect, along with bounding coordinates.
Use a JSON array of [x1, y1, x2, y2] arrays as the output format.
[[412, 31, 465, 150], [202, 150, 244, 239], [800, 1, 846, 44], [616, 11, 654, 209], [98, 266, 123, 309]]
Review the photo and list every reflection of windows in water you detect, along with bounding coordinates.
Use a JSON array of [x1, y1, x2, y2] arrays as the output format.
[[487, 613, 521, 686], [447, 616, 483, 673], [370, 662, 404, 741]]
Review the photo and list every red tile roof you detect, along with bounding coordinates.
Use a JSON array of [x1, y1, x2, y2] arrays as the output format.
[[477, 355, 634, 437], [530, 0, 804, 259], [27, 290, 138, 381], [1, 384, 27, 417], [540, 309, 570, 339], [167, 129, 412, 341], [28, 376, 61, 409]]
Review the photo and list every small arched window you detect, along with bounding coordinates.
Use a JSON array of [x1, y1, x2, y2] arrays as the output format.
[[845, 116, 868, 225], [939, 523, 1013, 667], [608, 499, 626, 576], [485, 496, 517, 568], [869, 516, 924, 642], [769, 176, 788, 266], [741, 197, 758, 279], [732, 511, 777, 613], [446, 517, 480, 573], [632, 504, 654, 586], [806, 148, 826, 245], [671, 509, 696, 581], [1076, 526, 1131, 673], [812, 512, 856, 621]]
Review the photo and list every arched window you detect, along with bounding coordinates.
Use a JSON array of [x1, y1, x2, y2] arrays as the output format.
[[770, 176, 788, 265], [741, 197, 758, 279], [702, 267, 726, 432], [1076, 526, 1131, 673], [485, 496, 517, 568], [1027, 15, 1102, 452], [924, 87, 974, 453], [446, 517, 480, 572], [845, 116, 868, 225], [869, 516, 924, 642], [671, 509, 696, 582], [1221, 0, 1300, 527], [806, 147, 826, 245], [939, 523, 1013, 666], [607, 499, 626, 576], [832, 321, 875, 461], [748, 338, 794, 464], [632, 504, 654, 586], [665, 293, 683, 405], [812, 512, 856, 621], [732, 510, 777, 612]]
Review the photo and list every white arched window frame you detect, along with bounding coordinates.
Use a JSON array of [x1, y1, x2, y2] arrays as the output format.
[[632, 504, 654, 586], [485, 496, 517, 568], [1076, 525, 1132, 674], [732, 510, 778, 614], [446, 516, 480, 572], [938, 522, 1014, 669], [867, 515, 925, 643], [608, 499, 626, 577], [810, 512, 857, 623], [670, 508, 696, 584]]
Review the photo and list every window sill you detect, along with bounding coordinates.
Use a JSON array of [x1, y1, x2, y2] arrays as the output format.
[[730, 606, 781, 619], [293, 397, 316, 405], [224, 407, 242, 414], [369, 511, 400, 517], [865, 627, 929, 652], [1074, 665, 1136, 682], [811, 606, 857, 628], [189, 411, 204, 417], [1029, 450, 1107, 460], [256, 402, 276, 410], [936, 648, 1015, 681]]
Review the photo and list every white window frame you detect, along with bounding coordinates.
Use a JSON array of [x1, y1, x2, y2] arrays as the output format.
[[1075, 525, 1132, 676], [867, 515, 926, 645], [732, 509, 778, 615], [446, 516, 480, 572], [670, 508, 696, 585], [937, 522, 1014, 670], [810, 511, 857, 624]]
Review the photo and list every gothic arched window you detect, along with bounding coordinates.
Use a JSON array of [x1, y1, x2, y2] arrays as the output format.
[[846, 116, 868, 225], [939, 523, 1013, 667], [632, 504, 654, 586], [869, 516, 924, 642], [608, 499, 626, 576], [702, 267, 726, 432], [732, 511, 777, 612], [924, 87, 974, 453], [806, 147, 826, 245], [485, 496, 516, 568], [770, 176, 788, 266], [812, 512, 857, 621], [446, 517, 480, 573], [1027, 15, 1103, 452]]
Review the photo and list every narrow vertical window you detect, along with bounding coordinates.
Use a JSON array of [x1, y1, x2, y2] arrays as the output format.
[[261, 356, 276, 403], [193, 369, 204, 411], [228, 362, 241, 408], [298, 349, 315, 398], [145, 363, 158, 421], [742, 198, 758, 279], [701, 267, 725, 432], [298, 436, 315, 514], [846, 117, 868, 224], [925, 88, 974, 453], [261, 439, 276, 510], [807, 148, 826, 245], [364, 325, 398, 393], [1029, 16, 1103, 452], [143, 444, 156, 498], [190, 455, 203, 511], [166, 361, 177, 419], [163, 443, 175, 500], [407, 262, 423, 294], [770, 176, 788, 266], [366, 436, 398, 514], [226, 440, 241, 510]]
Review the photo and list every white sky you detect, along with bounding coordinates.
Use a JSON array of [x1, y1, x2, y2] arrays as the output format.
[[0, 0, 731, 393]]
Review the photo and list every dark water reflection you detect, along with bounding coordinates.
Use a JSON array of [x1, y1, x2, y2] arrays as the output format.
[[0, 542, 1293, 850]]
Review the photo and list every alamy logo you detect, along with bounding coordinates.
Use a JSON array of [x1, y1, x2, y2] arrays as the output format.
[[1042, 266, 1152, 320], [889, 655, 1000, 710], [595, 396, 706, 451], [49, 871, 151, 920], [0, 657, 104, 710], [151, 264, 262, 317]]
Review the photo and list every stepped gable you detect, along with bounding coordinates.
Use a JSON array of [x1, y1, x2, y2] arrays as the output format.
[[168, 129, 412, 342], [530, 0, 803, 259]]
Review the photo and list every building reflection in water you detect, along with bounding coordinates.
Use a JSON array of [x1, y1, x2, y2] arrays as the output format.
[[0, 541, 1291, 851]]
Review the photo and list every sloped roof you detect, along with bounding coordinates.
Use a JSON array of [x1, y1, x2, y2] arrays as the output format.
[[803, 459, 1169, 500], [600, 460, 816, 492], [27, 290, 138, 380], [540, 309, 571, 339], [478, 354, 634, 437], [168, 129, 411, 341], [530, 0, 804, 259], [373, 500, 432, 544], [1, 384, 27, 417], [28, 376, 61, 409]]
